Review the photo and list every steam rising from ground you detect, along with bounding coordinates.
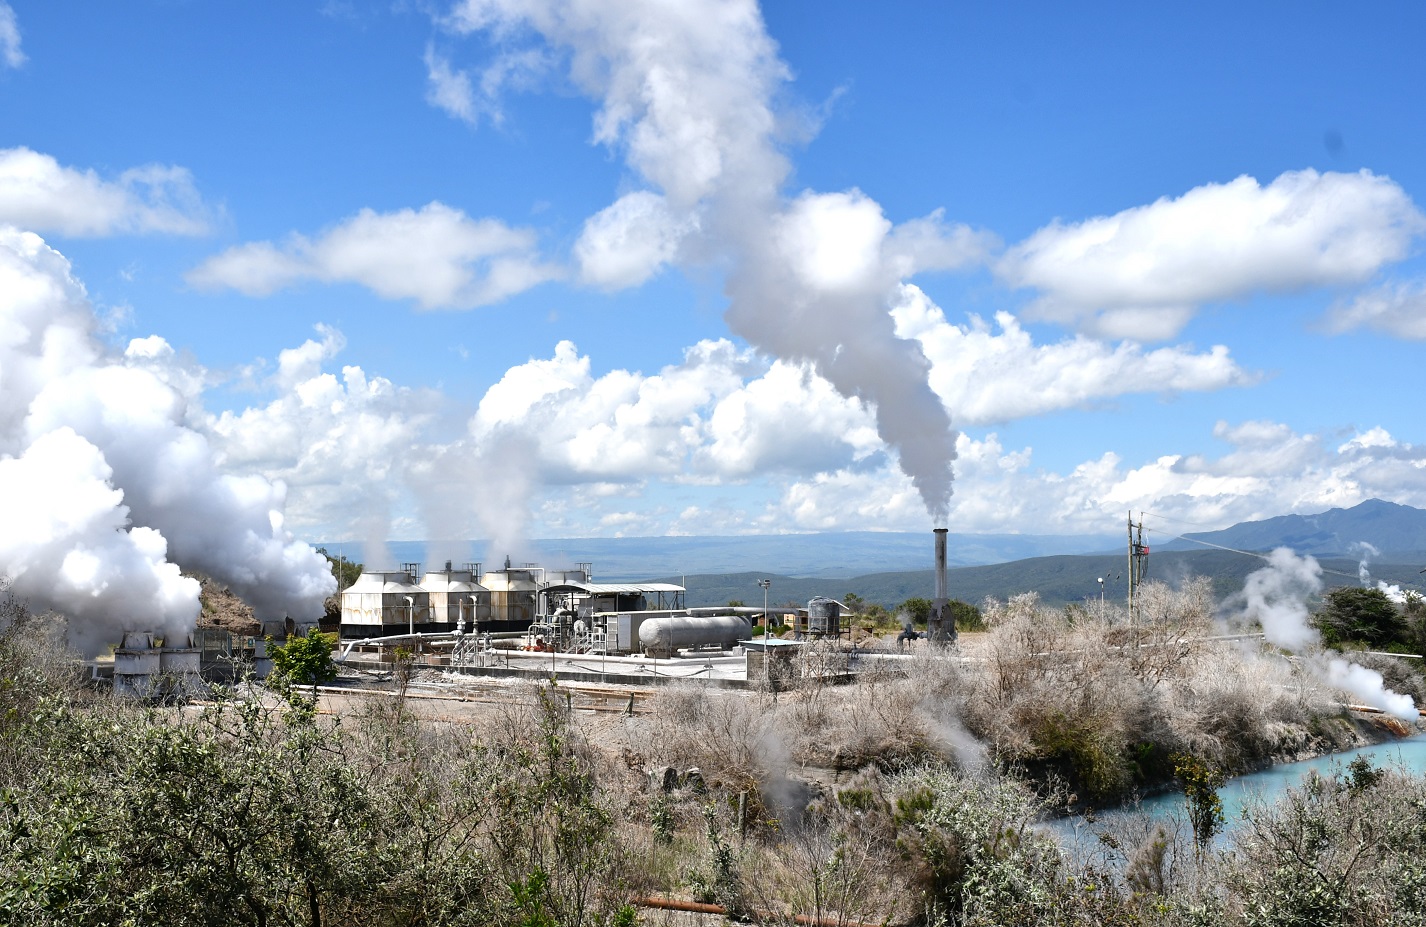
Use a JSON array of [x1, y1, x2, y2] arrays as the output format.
[[0, 227, 334, 654], [1232, 547, 1416, 719], [1353, 540, 1410, 604]]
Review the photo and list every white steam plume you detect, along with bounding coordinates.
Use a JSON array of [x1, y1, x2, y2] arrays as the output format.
[[1352, 540, 1409, 603], [1232, 547, 1416, 720], [0, 428, 198, 656], [1236, 546, 1324, 651], [441, 0, 986, 521], [1352, 540, 1380, 585], [408, 432, 539, 570], [0, 227, 334, 652]]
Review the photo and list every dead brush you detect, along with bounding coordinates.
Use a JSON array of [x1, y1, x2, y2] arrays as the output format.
[[784, 658, 981, 771], [963, 591, 1237, 800], [1160, 647, 1330, 767], [645, 685, 768, 792]]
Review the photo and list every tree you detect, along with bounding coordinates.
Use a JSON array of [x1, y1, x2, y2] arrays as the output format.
[[269, 628, 339, 690], [947, 599, 985, 632], [899, 597, 981, 631], [1314, 586, 1409, 647], [316, 547, 363, 591], [842, 592, 865, 615], [901, 598, 932, 626], [1173, 753, 1225, 849]]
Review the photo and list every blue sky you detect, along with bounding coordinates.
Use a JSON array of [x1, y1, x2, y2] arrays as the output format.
[[2, 0, 1425, 573]]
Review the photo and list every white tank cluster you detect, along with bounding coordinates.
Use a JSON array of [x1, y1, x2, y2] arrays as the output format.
[[339, 561, 494, 638]]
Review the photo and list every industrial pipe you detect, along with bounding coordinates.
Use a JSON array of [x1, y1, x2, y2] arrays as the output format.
[[635, 895, 886, 927]]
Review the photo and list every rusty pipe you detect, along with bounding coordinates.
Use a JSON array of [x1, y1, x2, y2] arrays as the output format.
[[635, 895, 887, 927]]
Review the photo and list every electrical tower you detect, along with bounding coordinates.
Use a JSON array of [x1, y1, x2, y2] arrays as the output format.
[[1126, 512, 1149, 622]]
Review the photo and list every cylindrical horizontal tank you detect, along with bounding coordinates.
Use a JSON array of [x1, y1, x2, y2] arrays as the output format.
[[639, 615, 752, 659], [807, 597, 842, 636]]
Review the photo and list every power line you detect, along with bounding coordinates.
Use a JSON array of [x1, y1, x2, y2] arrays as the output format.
[[1135, 510, 1426, 591]]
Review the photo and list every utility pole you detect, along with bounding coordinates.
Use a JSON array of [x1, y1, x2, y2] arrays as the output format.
[[758, 578, 771, 692], [1126, 511, 1149, 623]]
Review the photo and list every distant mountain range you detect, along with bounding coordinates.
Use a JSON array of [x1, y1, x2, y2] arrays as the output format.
[[1157, 498, 1426, 559], [322, 499, 1426, 609], [675, 551, 1425, 611]]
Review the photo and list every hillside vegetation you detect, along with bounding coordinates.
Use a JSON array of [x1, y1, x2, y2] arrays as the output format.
[[680, 552, 1426, 610], [3, 577, 1424, 926]]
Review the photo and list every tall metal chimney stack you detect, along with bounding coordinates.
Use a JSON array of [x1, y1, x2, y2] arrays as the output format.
[[929, 528, 954, 645], [934, 528, 948, 603]]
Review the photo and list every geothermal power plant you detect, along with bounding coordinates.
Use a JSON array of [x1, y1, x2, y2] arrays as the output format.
[[334, 528, 957, 663], [94, 528, 959, 695], [313, 528, 962, 690]]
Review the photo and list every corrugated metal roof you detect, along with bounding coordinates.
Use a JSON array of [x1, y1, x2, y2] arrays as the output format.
[[544, 581, 685, 594]]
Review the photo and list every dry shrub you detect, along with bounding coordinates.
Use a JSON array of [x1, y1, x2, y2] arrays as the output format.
[[1159, 647, 1328, 766], [780, 653, 984, 772], [646, 685, 769, 792], [958, 579, 1346, 801], [964, 595, 1162, 800], [1135, 577, 1216, 632], [752, 779, 912, 926]]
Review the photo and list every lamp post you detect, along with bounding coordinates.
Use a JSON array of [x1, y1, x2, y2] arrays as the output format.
[[758, 578, 771, 691], [1097, 577, 1105, 607]]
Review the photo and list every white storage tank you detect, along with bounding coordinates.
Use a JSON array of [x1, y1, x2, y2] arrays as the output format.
[[639, 615, 751, 659]]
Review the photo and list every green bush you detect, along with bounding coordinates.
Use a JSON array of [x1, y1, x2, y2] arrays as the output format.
[[1027, 712, 1132, 805], [268, 627, 338, 690], [1313, 586, 1410, 648]]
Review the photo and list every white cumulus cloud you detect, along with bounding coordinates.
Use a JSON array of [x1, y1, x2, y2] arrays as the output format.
[[424, 44, 479, 124], [574, 190, 695, 289], [891, 285, 1254, 425], [747, 416, 1426, 538], [1000, 169, 1425, 339], [470, 337, 878, 484], [0, 147, 214, 237], [187, 201, 560, 308], [1323, 279, 1426, 339]]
